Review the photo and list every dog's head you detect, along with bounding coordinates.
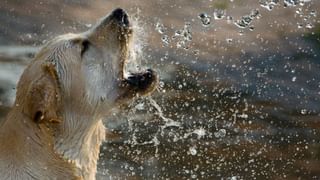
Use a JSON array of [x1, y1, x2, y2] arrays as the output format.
[[16, 8, 158, 124]]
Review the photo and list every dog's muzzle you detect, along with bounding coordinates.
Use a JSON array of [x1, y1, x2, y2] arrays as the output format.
[[125, 69, 156, 91]]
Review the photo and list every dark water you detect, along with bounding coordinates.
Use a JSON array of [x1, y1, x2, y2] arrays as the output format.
[[0, 0, 320, 179], [97, 37, 320, 179]]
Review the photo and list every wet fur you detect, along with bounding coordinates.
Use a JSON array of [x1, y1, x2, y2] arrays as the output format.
[[0, 9, 157, 180]]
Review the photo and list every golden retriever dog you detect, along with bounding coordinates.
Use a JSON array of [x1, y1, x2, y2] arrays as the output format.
[[0, 8, 157, 180]]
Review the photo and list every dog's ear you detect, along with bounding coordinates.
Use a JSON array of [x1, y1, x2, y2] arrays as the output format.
[[26, 62, 62, 124]]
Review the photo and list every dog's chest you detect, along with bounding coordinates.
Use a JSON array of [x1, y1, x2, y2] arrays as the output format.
[[55, 119, 106, 180]]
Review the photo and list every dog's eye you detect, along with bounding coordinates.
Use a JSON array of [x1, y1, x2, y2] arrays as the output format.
[[81, 40, 90, 56]]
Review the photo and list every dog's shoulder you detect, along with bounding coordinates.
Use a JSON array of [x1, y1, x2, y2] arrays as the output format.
[[0, 112, 81, 180]]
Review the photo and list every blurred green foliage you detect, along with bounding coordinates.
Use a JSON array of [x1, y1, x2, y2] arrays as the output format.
[[213, 0, 229, 9]]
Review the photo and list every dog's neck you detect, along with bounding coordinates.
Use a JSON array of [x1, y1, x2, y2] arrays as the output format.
[[54, 108, 106, 180], [0, 108, 80, 179], [1, 103, 106, 180]]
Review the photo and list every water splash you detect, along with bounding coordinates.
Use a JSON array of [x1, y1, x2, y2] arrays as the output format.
[[126, 96, 182, 158], [184, 127, 207, 139], [173, 22, 192, 49], [148, 97, 181, 128], [234, 9, 260, 30], [198, 13, 211, 27], [125, 9, 149, 74]]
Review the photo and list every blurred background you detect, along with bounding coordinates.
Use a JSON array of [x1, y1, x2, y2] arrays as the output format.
[[1, 0, 320, 179]]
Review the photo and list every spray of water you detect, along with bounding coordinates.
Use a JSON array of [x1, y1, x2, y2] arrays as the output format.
[[124, 8, 149, 76], [147, 97, 181, 128]]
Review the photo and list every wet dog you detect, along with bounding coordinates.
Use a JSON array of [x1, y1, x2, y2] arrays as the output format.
[[0, 8, 157, 180]]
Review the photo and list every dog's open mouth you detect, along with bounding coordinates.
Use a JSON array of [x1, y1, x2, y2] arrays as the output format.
[[90, 8, 155, 97], [111, 9, 157, 96], [118, 68, 157, 100]]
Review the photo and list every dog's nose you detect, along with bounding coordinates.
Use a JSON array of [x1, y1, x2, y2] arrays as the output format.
[[125, 69, 156, 90], [111, 8, 129, 26]]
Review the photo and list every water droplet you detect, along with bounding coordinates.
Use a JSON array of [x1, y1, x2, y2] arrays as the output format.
[[183, 23, 192, 41], [161, 35, 170, 46], [159, 81, 165, 88], [198, 13, 211, 27], [305, 23, 314, 29], [174, 30, 182, 37], [173, 22, 192, 49], [235, 15, 253, 29], [284, 0, 299, 7], [260, 0, 280, 10], [184, 102, 190, 107], [310, 10, 317, 17], [292, 76, 297, 82], [238, 114, 248, 119], [250, 9, 261, 19], [295, 8, 302, 15], [155, 22, 166, 34], [176, 41, 185, 49], [193, 49, 200, 56], [259, 0, 275, 11], [238, 30, 244, 36], [85, 23, 92, 28], [214, 129, 226, 138], [135, 103, 145, 110], [227, 16, 233, 24], [26, 33, 32, 39], [213, 9, 226, 20], [230, 176, 238, 180], [301, 109, 307, 115], [271, 0, 280, 4], [226, 38, 233, 43], [189, 146, 197, 155], [234, 9, 261, 31]]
